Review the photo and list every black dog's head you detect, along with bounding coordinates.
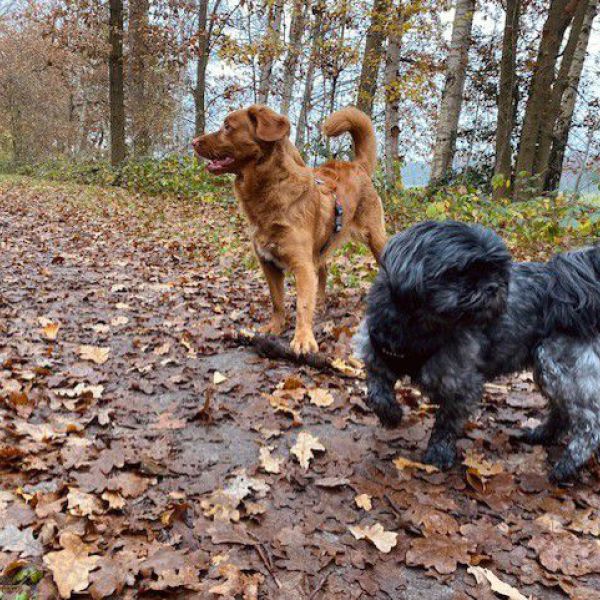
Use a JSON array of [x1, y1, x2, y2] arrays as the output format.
[[381, 220, 512, 326]]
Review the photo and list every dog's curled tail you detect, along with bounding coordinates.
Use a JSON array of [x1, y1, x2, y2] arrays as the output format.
[[322, 107, 377, 175], [546, 245, 600, 337]]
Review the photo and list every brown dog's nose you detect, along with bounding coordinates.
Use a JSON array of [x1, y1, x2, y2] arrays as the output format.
[[192, 137, 200, 149]]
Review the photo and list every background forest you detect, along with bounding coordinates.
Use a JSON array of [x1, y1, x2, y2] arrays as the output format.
[[0, 0, 599, 230]]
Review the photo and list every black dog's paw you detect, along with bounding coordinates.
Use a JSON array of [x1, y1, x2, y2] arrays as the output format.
[[367, 393, 403, 428], [549, 459, 579, 485], [423, 440, 456, 471]]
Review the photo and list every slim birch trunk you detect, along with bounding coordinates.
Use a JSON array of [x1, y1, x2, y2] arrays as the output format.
[[296, 7, 323, 150], [280, 0, 308, 116], [430, 0, 475, 183], [257, 0, 284, 105], [383, 7, 404, 187]]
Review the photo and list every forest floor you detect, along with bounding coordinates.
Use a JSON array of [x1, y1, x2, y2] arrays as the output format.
[[1, 175, 600, 600]]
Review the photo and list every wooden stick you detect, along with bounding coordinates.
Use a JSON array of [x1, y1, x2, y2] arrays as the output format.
[[230, 330, 362, 379]]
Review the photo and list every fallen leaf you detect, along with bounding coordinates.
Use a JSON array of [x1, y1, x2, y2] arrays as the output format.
[[349, 522, 398, 553], [43, 532, 100, 598], [290, 432, 325, 470], [78, 345, 110, 365], [259, 446, 283, 474], [0, 524, 42, 557], [406, 535, 471, 574], [308, 388, 334, 407], [213, 371, 227, 385], [467, 566, 529, 600], [209, 563, 264, 599], [393, 456, 439, 474], [463, 450, 503, 477], [40, 319, 60, 340], [355, 494, 372, 511], [67, 488, 104, 517]]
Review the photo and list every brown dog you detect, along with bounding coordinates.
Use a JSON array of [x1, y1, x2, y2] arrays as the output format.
[[192, 105, 387, 354]]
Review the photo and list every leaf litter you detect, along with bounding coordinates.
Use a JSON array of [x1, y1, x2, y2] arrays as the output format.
[[0, 180, 598, 598]]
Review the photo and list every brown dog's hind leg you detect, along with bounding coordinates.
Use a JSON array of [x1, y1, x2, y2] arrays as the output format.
[[356, 191, 387, 263], [291, 260, 319, 354], [258, 257, 287, 335]]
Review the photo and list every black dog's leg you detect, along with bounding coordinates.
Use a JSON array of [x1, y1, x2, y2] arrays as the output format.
[[420, 344, 484, 470], [366, 364, 403, 428], [354, 320, 403, 427], [422, 385, 482, 470], [534, 337, 600, 483]]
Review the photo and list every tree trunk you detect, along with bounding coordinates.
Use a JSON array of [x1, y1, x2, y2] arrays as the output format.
[[383, 6, 404, 187], [194, 0, 210, 136], [514, 0, 576, 194], [129, 0, 150, 156], [573, 124, 593, 196], [430, 0, 475, 183], [534, 0, 590, 186], [109, 0, 126, 166], [493, 0, 520, 194], [545, 0, 597, 191], [257, 0, 284, 105], [280, 0, 308, 116], [296, 6, 323, 150], [356, 0, 390, 117]]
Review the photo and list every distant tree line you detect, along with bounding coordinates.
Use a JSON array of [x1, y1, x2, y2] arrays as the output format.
[[0, 0, 598, 198]]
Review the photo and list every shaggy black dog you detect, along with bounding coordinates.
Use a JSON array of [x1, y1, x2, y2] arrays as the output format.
[[355, 220, 600, 482]]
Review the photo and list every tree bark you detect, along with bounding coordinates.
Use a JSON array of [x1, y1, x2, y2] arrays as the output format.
[[493, 0, 520, 193], [534, 0, 590, 185], [514, 0, 577, 194], [109, 0, 126, 166], [545, 0, 597, 191], [383, 5, 404, 187], [129, 0, 150, 156], [430, 0, 475, 183], [280, 0, 308, 116], [295, 5, 323, 150], [257, 0, 284, 105], [194, 0, 210, 136], [356, 0, 390, 117]]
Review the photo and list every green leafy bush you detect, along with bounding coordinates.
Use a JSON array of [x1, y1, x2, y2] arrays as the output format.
[[4, 155, 231, 202], [386, 185, 600, 257]]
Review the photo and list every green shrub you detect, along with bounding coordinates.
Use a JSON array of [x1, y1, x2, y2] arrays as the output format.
[[3, 155, 232, 202], [386, 184, 600, 256]]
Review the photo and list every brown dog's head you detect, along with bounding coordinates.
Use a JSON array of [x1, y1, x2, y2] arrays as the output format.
[[192, 105, 290, 175]]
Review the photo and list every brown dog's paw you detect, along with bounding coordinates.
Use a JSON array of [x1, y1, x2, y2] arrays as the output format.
[[260, 316, 286, 336], [291, 331, 318, 355]]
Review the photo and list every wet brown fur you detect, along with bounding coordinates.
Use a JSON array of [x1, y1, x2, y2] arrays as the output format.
[[192, 105, 387, 354]]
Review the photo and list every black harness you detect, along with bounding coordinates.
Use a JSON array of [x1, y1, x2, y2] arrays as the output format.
[[315, 177, 343, 255]]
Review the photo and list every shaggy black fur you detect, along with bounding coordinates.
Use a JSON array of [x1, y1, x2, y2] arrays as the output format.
[[355, 220, 600, 482]]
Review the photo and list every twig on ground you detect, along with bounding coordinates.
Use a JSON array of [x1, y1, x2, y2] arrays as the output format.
[[231, 329, 362, 379]]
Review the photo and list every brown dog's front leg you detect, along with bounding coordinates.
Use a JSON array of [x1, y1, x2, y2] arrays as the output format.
[[291, 261, 318, 354], [258, 257, 286, 335]]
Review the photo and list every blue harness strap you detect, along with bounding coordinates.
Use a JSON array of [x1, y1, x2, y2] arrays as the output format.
[[315, 177, 343, 255]]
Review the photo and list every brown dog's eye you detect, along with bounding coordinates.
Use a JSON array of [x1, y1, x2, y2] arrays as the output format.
[[223, 122, 232, 133]]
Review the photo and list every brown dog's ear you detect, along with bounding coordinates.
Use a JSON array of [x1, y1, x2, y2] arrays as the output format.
[[248, 105, 290, 142]]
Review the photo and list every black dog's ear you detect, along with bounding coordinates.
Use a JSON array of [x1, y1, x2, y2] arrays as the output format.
[[380, 226, 430, 304]]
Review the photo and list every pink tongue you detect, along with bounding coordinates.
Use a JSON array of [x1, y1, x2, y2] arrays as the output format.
[[209, 157, 234, 169]]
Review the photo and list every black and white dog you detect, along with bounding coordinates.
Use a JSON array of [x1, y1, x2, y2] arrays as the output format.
[[355, 220, 600, 482]]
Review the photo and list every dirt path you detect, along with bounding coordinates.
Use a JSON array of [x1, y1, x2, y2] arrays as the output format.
[[1, 177, 599, 599]]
